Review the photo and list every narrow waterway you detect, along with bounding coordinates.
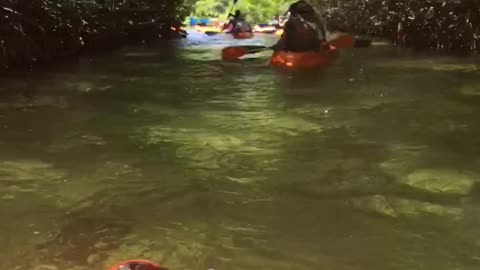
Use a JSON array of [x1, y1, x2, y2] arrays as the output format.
[[1, 31, 480, 270]]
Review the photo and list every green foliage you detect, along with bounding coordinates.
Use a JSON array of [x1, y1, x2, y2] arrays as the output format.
[[194, 0, 230, 17], [316, 0, 480, 53], [0, 0, 191, 70], [193, 0, 296, 23], [213, 0, 479, 53]]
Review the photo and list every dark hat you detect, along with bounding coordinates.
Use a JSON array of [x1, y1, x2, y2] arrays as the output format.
[[289, 0, 315, 14]]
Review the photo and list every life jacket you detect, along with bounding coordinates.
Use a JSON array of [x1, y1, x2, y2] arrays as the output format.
[[285, 13, 324, 52]]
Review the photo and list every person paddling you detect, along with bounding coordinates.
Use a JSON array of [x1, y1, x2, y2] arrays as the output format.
[[222, 10, 253, 36], [271, 0, 327, 52]]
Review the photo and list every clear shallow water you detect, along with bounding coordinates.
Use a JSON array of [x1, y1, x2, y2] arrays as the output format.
[[1, 31, 480, 270]]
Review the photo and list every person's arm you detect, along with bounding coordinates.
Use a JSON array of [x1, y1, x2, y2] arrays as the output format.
[[222, 22, 234, 32], [318, 19, 327, 42], [271, 20, 293, 51]]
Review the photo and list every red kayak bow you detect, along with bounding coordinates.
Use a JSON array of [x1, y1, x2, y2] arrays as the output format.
[[107, 259, 167, 270]]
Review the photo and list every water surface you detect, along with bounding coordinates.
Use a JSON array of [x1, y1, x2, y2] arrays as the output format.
[[1, 31, 480, 270]]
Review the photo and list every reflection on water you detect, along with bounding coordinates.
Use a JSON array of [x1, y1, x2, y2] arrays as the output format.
[[1, 32, 480, 270]]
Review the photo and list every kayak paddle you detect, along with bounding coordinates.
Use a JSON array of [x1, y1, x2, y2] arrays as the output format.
[[221, 34, 357, 61], [205, 31, 221, 36], [220, 0, 240, 33], [204, 0, 239, 36], [327, 33, 355, 49], [326, 33, 372, 48], [221, 45, 271, 61], [227, 0, 239, 18]]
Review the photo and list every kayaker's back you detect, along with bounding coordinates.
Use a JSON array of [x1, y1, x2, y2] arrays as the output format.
[[283, 14, 321, 52], [272, 0, 327, 53], [225, 10, 252, 35], [233, 20, 252, 33]]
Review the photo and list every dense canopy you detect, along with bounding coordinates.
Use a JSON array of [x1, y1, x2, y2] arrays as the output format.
[[1, 0, 479, 70], [193, 0, 296, 23]]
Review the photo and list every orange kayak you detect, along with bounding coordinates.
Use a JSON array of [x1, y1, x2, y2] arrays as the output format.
[[253, 25, 277, 34], [107, 259, 167, 270], [233, 32, 254, 39], [269, 45, 339, 69]]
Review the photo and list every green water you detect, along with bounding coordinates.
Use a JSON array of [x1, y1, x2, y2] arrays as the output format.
[[1, 32, 480, 270]]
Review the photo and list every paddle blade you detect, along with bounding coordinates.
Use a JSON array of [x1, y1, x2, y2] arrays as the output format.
[[222, 47, 247, 61], [328, 34, 355, 49]]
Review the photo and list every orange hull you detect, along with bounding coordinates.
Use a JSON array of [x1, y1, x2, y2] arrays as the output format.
[[107, 259, 167, 270], [269, 45, 339, 69]]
